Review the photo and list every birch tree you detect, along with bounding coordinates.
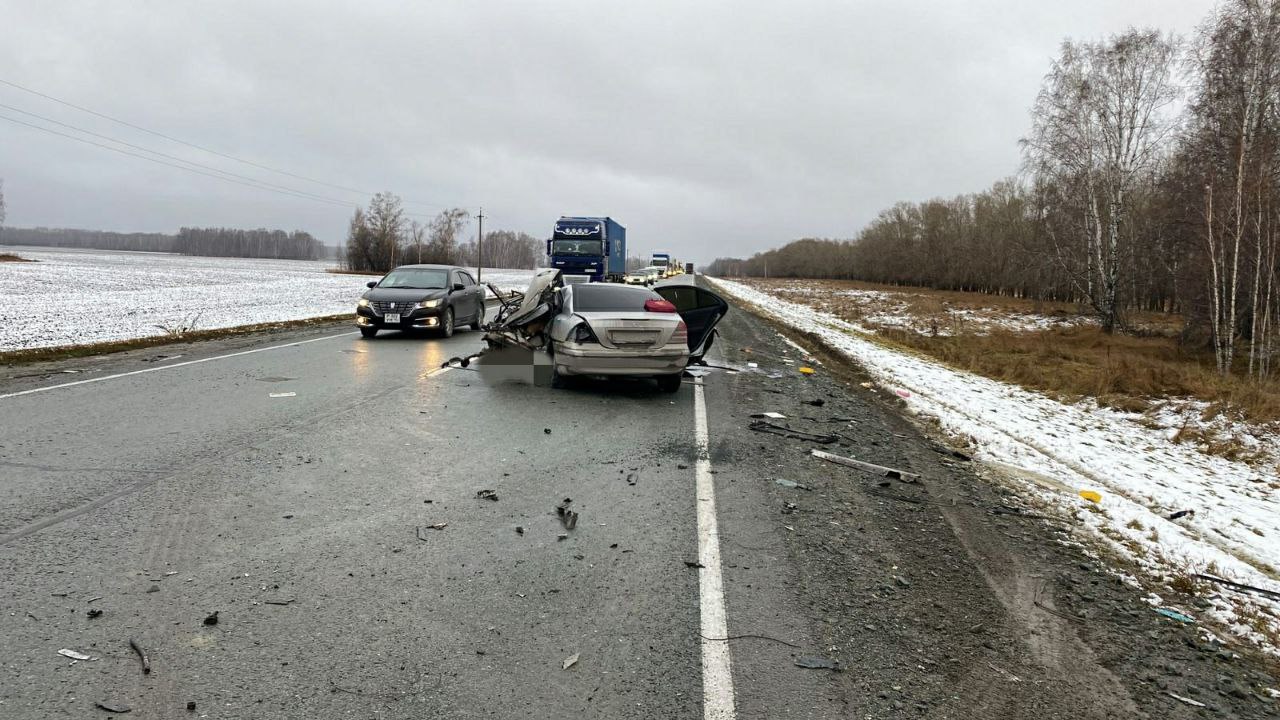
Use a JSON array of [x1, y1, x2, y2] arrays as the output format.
[[1188, 0, 1280, 376], [1023, 29, 1181, 333]]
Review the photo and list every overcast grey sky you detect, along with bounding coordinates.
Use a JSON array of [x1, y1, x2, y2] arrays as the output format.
[[0, 0, 1216, 263]]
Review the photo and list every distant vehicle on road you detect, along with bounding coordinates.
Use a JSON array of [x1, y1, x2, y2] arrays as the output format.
[[684, 262, 695, 275], [545, 281, 727, 392], [650, 251, 670, 276], [644, 266, 663, 284], [624, 269, 650, 285], [546, 216, 626, 283], [355, 264, 485, 339]]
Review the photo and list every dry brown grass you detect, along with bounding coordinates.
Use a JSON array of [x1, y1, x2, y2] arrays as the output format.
[[0, 253, 36, 262], [326, 267, 383, 276], [744, 277, 1280, 424]]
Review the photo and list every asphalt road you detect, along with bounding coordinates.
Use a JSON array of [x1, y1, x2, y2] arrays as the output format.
[[1, 289, 1275, 719]]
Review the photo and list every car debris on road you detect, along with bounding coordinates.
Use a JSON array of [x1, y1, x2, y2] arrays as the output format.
[[811, 448, 921, 483]]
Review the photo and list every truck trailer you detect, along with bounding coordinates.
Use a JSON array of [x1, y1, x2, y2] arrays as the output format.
[[547, 217, 626, 283]]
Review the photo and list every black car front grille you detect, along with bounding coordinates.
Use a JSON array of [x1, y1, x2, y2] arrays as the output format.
[[371, 300, 414, 316]]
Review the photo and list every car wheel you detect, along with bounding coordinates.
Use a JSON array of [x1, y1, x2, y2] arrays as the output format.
[[471, 303, 484, 331], [656, 373, 683, 393], [359, 327, 378, 339], [440, 308, 454, 338]]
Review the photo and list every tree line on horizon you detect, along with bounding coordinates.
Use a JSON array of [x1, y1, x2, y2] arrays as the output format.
[[0, 225, 324, 260], [708, 0, 1280, 379], [341, 192, 543, 272]]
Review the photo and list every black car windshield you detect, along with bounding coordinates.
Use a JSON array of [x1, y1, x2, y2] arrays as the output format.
[[571, 284, 659, 311], [550, 239, 603, 256], [378, 268, 448, 289]]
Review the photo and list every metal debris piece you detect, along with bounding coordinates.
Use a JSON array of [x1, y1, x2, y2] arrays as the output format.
[[811, 448, 921, 482], [750, 421, 839, 444], [749, 411, 787, 419], [268, 392, 296, 398], [794, 656, 841, 671], [1167, 509, 1194, 520], [94, 701, 132, 713], [203, 611, 219, 626], [1192, 573, 1280, 601], [562, 652, 579, 670], [262, 599, 294, 606], [684, 561, 706, 569], [58, 648, 92, 661], [774, 479, 812, 491], [804, 399, 825, 407], [476, 489, 499, 501], [129, 638, 151, 674], [428, 522, 448, 530], [87, 609, 103, 619], [556, 498, 579, 530]]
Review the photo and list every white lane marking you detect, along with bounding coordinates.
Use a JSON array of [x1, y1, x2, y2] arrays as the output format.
[[0, 332, 356, 400], [694, 380, 736, 719]]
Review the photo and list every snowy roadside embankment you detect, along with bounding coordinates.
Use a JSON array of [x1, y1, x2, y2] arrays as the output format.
[[0, 247, 537, 352], [710, 276, 1280, 653]]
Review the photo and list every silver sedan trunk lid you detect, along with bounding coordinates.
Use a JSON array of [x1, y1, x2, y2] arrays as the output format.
[[576, 311, 678, 349]]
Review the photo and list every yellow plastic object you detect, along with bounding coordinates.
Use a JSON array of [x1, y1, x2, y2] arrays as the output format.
[[798, 367, 815, 375], [1078, 490, 1102, 503]]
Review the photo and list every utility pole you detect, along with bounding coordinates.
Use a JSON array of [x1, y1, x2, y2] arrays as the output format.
[[476, 206, 485, 282]]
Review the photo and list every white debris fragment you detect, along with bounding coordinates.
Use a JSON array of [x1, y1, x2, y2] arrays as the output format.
[[57, 649, 93, 661]]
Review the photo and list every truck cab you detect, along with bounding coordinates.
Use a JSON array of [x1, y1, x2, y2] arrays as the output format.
[[547, 216, 626, 283]]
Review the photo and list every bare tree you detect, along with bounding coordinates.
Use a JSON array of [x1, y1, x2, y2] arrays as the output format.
[[0, 178, 6, 232], [1023, 29, 1181, 332], [1187, 0, 1280, 376], [426, 208, 471, 263]]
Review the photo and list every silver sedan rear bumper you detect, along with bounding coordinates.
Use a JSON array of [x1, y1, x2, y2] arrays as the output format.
[[553, 342, 688, 376]]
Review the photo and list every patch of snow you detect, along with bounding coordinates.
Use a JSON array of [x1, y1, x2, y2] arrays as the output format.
[[711, 276, 1280, 654], [0, 247, 538, 351]]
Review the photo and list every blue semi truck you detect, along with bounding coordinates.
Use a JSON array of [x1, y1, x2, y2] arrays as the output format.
[[546, 216, 626, 283]]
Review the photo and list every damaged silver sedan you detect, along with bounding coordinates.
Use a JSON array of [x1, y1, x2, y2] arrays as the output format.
[[469, 270, 727, 392]]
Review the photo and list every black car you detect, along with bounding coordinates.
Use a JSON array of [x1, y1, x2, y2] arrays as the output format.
[[355, 264, 485, 338]]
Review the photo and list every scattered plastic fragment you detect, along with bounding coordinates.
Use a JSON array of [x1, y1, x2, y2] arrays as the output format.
[[684, 561, 706, 569], [476, 489, 499, 501], [1077, 490, 1102, 503], [58, 648, 92, 661], [746, 362, 758, 368], [1167, 692, 1205, 708], [774, 479, 812, 491], [268, 392, 296, 398], [749, 412, 787, 420], [798, 367, 815, 375], [562, 652, 579, 670], [1167, 509, 1194, 520], [895, 389, 911, 398], [794, 656, 841, 671], [87, 609, 103, 619], [1155, 608, 1194, 623]]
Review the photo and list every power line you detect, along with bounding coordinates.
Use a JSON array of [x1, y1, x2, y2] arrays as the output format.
[[0, 112, 358, 209], [0, 76, 469, 212], [0, 100, 369, 209]]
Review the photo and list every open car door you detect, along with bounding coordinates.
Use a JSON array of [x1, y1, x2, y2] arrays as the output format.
[[654, 284, 729, 364]]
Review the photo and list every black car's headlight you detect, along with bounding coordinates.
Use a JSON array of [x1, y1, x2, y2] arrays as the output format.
[[415, 298, 442, 309], [357, 298, 370, 307]]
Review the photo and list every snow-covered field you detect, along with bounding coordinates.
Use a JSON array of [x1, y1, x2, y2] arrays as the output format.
[[710, 276, 1280, 654], [0, 247, 538, 352]]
